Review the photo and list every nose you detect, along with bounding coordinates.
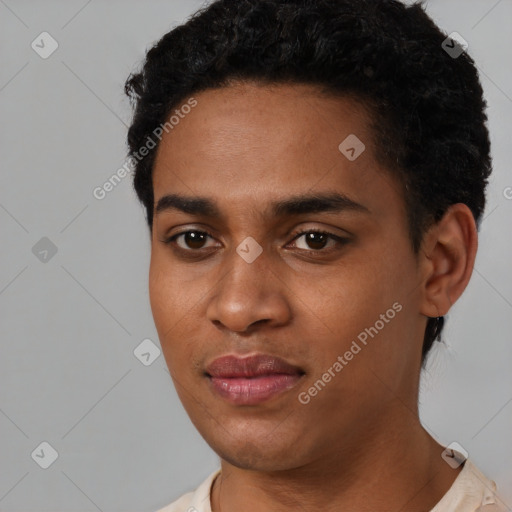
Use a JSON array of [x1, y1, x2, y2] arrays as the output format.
[[206, 247, 292, 333]]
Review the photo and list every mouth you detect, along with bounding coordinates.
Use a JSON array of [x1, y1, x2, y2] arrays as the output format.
[[205, 353, 306, 405]]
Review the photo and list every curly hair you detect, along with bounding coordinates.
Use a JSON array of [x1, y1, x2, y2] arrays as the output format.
[[124, 0, 492, 366]]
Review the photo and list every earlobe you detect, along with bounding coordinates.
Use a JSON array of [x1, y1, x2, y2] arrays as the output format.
[[419, 204, 478, 318]]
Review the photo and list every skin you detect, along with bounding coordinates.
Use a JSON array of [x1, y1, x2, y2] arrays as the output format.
[[149, 81, 478, 511]]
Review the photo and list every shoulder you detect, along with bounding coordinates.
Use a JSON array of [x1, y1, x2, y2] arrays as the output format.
[[155, 469, 221, 512], [431, 459, 509, 512]]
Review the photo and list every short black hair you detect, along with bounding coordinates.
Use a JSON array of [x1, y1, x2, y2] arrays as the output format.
[[125, 0, 492, 366]]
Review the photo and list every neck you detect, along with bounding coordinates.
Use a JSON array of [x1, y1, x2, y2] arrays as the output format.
[[210, 413, 462, 512]]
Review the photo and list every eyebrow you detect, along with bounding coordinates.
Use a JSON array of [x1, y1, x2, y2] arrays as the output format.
[[154, 192, 370, 219]]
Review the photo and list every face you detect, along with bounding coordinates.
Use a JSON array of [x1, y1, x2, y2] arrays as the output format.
[[149, 82, 427, 471]]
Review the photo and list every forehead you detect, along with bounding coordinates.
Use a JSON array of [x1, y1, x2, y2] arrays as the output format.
[[152, 82, 402, 220]]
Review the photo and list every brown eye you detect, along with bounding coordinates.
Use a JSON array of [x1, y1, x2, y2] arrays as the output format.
[[183, 231, 208, 249], [302, 232, 329, 250], [165, 230, 215, 250], [290, 229, 346, 252]]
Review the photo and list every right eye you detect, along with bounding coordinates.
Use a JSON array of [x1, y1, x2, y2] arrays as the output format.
[[162, 229, 218, 251]]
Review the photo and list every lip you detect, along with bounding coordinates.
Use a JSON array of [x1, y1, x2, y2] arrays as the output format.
[[205, 354, 305, 405]]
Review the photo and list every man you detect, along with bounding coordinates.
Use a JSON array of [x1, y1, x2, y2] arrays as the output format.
[[124, 0, 507, 510]]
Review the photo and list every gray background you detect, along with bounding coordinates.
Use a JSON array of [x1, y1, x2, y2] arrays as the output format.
[[0, 0, 511, 510]]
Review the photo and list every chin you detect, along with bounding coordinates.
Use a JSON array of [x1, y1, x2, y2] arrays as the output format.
[[215, 444, 299, 472], [202, 424, 307, 472]]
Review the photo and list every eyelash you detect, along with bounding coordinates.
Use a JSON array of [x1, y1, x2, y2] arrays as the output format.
[[162, 228, 348, 256]]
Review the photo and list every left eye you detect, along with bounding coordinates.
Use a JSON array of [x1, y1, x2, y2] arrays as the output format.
[[289, 230, 346, 251]]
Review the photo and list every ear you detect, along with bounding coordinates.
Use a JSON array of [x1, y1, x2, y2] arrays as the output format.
[[418, 203, 478, 318]]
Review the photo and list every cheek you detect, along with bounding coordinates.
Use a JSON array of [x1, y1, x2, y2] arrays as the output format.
[[148, 255, 188, 344], [148, 253, 205, 371], [149, 259, 170, 329], [310, 244, 412, 350], [149, 247, 196, 314], [316, 257, 393, 320]]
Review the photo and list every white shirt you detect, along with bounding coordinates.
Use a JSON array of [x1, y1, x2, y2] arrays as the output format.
[[156, 459, 508, 512]]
